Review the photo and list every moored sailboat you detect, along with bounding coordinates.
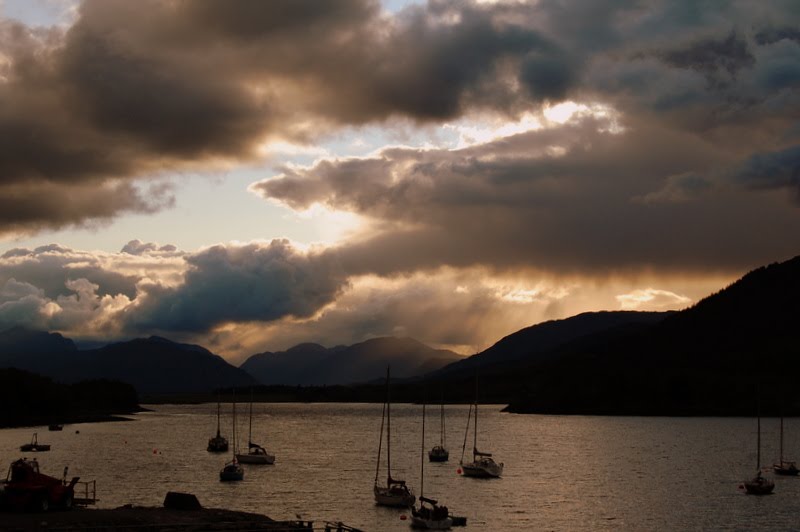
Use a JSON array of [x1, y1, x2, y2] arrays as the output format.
[[410, 401, 457, 530], [374, 366, 415, 507], [219, 393, 243, 482], [236, 390, 275, 465], [773, 415, 799, 476], [459, 375, 503, 479], [428, 395, 449, 463], [743, 409, 773, 494], [207, 393, 229, 453]]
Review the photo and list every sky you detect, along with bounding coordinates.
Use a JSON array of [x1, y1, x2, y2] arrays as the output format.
[[1, 0, 799, 363]]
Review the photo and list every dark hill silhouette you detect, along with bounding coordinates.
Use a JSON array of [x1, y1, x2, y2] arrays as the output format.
[[0, 327, 77, 372], [0, 368, 139, 428], [58, 337, 256, 394], [433, 311, 669, 378], [241, 337, 462, 385], [501, 255, 800, 415], [0, 333, 255, 395]]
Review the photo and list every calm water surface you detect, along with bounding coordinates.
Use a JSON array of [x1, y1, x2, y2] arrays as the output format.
[[2, 403, 800, 530]]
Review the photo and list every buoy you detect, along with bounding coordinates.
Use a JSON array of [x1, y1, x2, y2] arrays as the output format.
[[457, 468, 462, 474], [153, 448, 158, 454], [400, 515, 407, 520]]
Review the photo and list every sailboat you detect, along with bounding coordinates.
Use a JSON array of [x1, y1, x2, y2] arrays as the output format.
[[207, 393, 229, 453], [374, 366, 416, 507], [236, 390, 275, 465], [428, 394, 449, 463], [743, 410, 774, 494], [219, 392, 244, 482], [459, 374, 503, 479], [773, 416, 799, 476], [411, 401, 454, 530]]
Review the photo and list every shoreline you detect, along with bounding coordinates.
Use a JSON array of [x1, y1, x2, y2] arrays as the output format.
[[0, 409, 148, 430], [0, 505, 323, 531]]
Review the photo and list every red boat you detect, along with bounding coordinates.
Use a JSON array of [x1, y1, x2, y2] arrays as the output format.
[[0, 458, 79, 512]]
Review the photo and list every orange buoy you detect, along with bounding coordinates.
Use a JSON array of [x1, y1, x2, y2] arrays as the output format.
[[400, 515, 407, 520]]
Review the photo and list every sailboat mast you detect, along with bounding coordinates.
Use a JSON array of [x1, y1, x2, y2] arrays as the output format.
[[441, 395, 445, 447], [387, 365, 392, 482], [780, 416, 785, 464], [216, 393, 221, 437], [421, 401, 426, 498], [473, 372, 478, 455], [757, 411, 761, 471], [232, 389, 237, 458], [460, 404, 472, 464], [248, 389, 253, 445]]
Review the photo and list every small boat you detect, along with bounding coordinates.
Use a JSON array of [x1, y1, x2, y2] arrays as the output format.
[[374, 366, 415, 507], [773, 416, 799, 476], [459, 375, 503, 479], [235, 390, 275, 465], [48, 424, 63, 431], [20, 433, 51, 452], [207, 394, 229, 453], [219, 393, 243, 482], [428, 395, 449, 463], [410, 401, 462, 530], [743, 408, 774, 494]]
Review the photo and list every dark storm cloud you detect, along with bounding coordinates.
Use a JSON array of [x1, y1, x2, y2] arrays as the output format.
[[0, 0, 560, 234], [123, 240, 348, 333], [735, 145, 800, 192], [658, 31, 755, 85], [256, 116, 800, 276]]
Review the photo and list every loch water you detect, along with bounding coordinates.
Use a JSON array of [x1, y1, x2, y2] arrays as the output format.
[[2, 403, 800, 530]]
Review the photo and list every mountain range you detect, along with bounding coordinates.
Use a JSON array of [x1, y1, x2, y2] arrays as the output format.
[[2, 254, 800, 414], [240, 336, 462, 385]]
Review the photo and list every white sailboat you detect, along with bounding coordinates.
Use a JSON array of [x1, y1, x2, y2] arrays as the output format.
[[219, 391, 244, 482], [236, 390, 275, 465], [428, 394, 449, 463], [773, 415, 799, 476], [411, 401, 454, 530], [459, 375, 503, 479], [743, 409, 773, 494], [374, 366, 416, 507]]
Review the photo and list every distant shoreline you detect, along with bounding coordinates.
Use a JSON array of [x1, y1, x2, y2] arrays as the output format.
[[0, 408, 148, 430]]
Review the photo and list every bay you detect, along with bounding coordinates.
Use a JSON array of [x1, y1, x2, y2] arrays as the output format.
[[2, 403, 800, 530]]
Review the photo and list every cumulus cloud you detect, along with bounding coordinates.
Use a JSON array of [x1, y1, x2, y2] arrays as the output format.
[[122, 239, 349, 333]]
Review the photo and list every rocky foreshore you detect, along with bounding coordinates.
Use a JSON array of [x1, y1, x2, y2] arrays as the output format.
[[1, 505, 319, 531]]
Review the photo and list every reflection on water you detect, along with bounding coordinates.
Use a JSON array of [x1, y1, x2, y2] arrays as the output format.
[[2, 404, 800, 530]]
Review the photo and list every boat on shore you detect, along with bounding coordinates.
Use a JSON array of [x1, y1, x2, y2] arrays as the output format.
[[374, 366, 415, 507], [20, 433, 50, 453]]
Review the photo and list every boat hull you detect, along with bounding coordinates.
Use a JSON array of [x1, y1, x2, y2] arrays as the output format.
[[374, 485, 415, 507], [219, 463, 244, 482], [20, 444, 50, 452], [773, 462, 800, 476], [743, 477, 774, 495], [411, 516, 453, 529], [428, 447, 449, 462], [236, 452, 275, 465], [461, 460, 503, 478]]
